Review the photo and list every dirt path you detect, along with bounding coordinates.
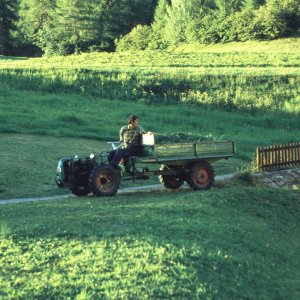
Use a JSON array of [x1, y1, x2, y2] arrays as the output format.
[[0, 174, 235, 205]]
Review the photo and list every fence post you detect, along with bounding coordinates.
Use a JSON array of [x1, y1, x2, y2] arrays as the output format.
[[256, 147, 262, 171]]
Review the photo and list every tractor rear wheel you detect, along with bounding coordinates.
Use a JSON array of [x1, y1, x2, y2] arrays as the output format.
[[187, 161, 214, 191], [89, 164, 120, 196], [69, 186, 90, 196]]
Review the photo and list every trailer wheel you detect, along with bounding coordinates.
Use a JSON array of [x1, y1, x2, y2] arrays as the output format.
[[89, 164, 120, 196], [69, 186, 90, 196], [160, 176, 184, 189], [159, 165, 184, 190], [187, 162, 214, 191]]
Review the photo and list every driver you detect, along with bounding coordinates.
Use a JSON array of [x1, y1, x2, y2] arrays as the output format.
[[110, 115, 149, 169]]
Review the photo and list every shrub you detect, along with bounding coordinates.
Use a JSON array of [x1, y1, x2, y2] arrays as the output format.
[[116, 25, 153, 51], [252, 6, 287, 39], [197, 13, 222, 44], [233, 9, 256, 41], [279, 0, 300, 35], [196, 5, 289, 44]]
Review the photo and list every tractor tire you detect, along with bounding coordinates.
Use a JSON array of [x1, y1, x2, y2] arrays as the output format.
[[89, 164, 120, 196], [159, 165, 184, 190], [69, 186, 90, 197], [186, 161, 214, 191]]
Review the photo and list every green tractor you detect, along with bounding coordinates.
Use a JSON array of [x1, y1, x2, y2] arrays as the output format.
[[55, 134, 235, 196]]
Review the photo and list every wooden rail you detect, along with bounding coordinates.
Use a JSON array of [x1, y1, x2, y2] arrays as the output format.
[[256, 142, 300, 171]]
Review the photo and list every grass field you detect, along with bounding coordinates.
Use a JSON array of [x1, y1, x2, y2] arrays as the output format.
[[0, 38, 299, 112], [0, 86, 299, 199], [0, 38, 299, 299], [1, 188, 299, 299]]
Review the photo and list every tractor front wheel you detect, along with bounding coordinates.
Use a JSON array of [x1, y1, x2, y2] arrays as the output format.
[[187, 162, 214, 191], [89, 164, 120, 196]]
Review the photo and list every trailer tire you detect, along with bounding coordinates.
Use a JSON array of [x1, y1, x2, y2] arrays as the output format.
[[187, 161, 214, 191], [159, 165, 184, 190], [160, 175, 184, 189], [69, 186, 90, 196], [89, 164, 120, 196]]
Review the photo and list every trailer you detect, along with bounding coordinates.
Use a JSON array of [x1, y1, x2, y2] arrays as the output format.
[[55, 134, 235, 196]]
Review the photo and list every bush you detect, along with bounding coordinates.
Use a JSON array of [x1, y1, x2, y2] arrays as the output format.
[[233, 9, 256, 42], [197, 14, 222, 44], [218, 15, 236, 43], [252, 6, 287, 40], [195, 5, 288, 44], [116, 2, 296, 50], [116, 25, 153, 52], [279, 0, 300, 35]]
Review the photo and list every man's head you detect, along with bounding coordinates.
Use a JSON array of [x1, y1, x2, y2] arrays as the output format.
[[128, 115, 139, 127]]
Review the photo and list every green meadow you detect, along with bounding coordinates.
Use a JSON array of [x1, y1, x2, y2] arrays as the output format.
[[1, 189, 299, 299], [1, 38, 300, 112], [0, 38, 299, 299], [0, 87, 299, 199]]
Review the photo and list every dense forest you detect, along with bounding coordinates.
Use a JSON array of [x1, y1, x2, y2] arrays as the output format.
[[0, 0, 299, 56]]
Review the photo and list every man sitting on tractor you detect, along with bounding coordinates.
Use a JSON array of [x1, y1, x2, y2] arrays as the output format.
[[109, 115, 150, 169]]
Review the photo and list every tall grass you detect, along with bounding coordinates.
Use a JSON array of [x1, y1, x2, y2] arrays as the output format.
[[0, 68, 299, 112], [0, 38, 299, 113]]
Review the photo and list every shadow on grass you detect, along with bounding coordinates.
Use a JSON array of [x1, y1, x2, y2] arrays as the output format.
[[0, 55, 28, 61], [0, 187, 299, 298], [1, 187, 299, 243]]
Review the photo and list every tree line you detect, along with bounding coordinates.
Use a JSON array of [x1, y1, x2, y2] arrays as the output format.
[[0, 0, 299, 56]]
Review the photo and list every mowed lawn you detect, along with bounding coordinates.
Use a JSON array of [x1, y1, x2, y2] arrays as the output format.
[[0, 187, 299, 299]]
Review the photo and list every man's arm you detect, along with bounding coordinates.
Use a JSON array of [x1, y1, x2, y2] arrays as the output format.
[[119, 127, 125, 142], [140, 126, 146, 134], [140, 127, 153, 135]]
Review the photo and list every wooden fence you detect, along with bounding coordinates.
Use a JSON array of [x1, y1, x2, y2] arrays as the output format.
[[256, 142, 300, 171]]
